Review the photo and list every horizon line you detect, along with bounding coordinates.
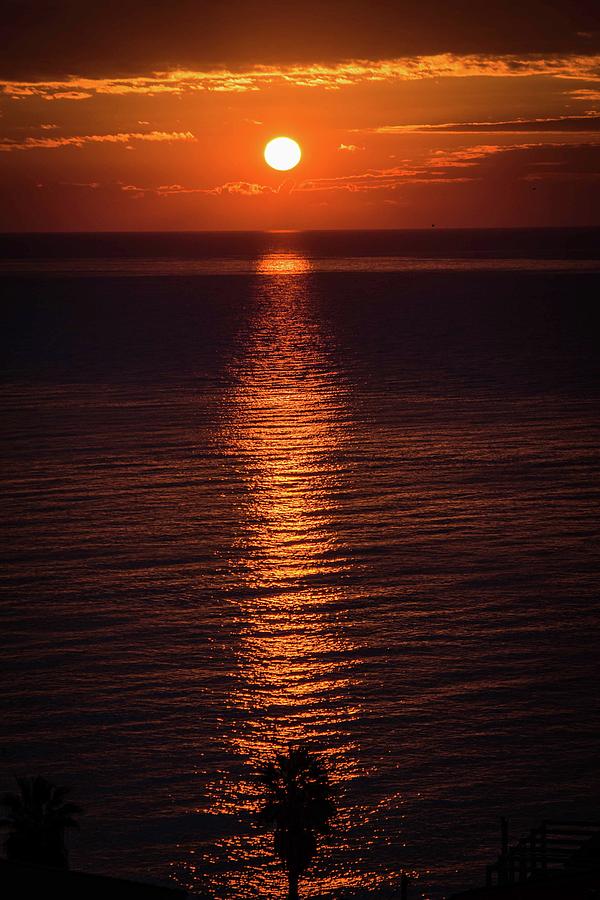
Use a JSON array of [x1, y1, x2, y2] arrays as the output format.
[[1, 224, 600, 236]]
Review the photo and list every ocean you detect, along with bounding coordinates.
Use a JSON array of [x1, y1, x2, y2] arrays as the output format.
[[1, 229, 599, 899]]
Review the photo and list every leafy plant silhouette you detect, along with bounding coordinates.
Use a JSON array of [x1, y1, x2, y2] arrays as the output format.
[[0, 775, 83, 868], [257, 744, 336, 899]]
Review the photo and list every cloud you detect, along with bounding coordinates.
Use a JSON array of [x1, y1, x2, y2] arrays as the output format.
[[38, 142, 600, 206], [293, 148, 499, 192], [119, 180, 276, 197], [111, 143, 599, 202], [1, 1, 598, 82], [59, 181, 101, 188], [0, 130, 196, 152], [210, 181, 275, 196], [338, 143, 365, 152], [295, 142, 600, 193], [568, 88, 600, 101], [46, 91, 93, 101], [2, 53, 599, 101], [359, 115, 600, 134]]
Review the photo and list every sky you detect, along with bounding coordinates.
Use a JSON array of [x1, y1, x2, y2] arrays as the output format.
[[1, 0, 599, 230]]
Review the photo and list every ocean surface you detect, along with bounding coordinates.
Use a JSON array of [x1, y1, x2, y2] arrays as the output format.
[[1, 229, 599, 899]]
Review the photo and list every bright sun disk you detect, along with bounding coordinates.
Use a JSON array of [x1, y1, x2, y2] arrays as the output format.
[[264, 136, 302, 171]]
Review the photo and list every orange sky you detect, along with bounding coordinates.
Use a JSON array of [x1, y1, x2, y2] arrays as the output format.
[[1, 1, 599, 229]]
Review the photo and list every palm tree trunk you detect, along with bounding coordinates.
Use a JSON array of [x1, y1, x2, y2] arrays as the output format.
[[287, 868, 300, 900]]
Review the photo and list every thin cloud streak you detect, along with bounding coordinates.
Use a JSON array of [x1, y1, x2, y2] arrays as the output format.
[[34, 142, 600, 213], [295, 146, 504, 192], [0, 130, 197, 152], [568, 88, 600, 100], [111, 144, 563, 199], [120, 181, 277, 197], [358, 115, 600, 135]]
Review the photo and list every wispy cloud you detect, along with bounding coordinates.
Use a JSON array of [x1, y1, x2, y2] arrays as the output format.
[[358, 115, 600, 134], [162, 180, 275, 196], [321, 145, 503, 188], [52, 141, 599, 202], [120, 180, 276, 198], [295, 142, 600, 192], [567, 88, 600, 101], [2, 53, 599, 101], [0, 130, 196, 152]]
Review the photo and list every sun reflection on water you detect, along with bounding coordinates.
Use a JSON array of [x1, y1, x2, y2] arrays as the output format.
[[255, 252, 313, 276], [175, 252, 415, 898], [229, 252, 358, 752], [185, 252, 374, 896]]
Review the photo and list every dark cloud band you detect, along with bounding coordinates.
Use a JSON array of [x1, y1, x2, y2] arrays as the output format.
[[2, 0, 599, 79]]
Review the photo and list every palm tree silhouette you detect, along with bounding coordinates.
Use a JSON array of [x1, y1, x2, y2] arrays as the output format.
[[0, 775, 83, 868], [257, 744, 336, 900]]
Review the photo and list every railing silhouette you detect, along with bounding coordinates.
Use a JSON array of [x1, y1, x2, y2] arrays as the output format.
[[486, 818, 600, 887]]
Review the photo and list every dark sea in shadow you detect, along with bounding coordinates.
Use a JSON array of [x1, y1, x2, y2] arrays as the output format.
[[1, 230, 599, 898]]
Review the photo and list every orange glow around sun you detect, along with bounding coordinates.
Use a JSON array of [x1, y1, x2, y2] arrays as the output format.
[[1, 22, 599, 230], [264, 136, 302, 171]]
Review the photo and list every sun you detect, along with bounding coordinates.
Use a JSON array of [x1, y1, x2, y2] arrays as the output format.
[[264, 136, 302, 171]]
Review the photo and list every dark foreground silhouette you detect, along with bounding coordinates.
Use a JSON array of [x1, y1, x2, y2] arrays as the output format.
[[257, 744, 336, 900], [0, 858, 187, 899], [450, 818, 600, 899], [0, 775, 186, 898], [0, 775, 82, 869], [2, 772, 598, 899]]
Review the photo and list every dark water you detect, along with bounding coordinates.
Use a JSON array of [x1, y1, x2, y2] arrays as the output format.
[[1, 230, 600, 899]]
